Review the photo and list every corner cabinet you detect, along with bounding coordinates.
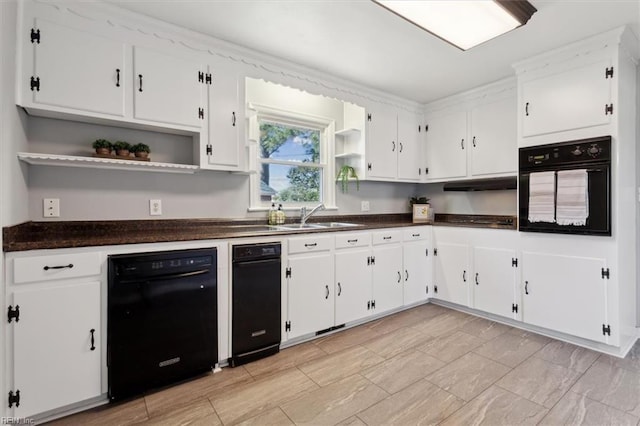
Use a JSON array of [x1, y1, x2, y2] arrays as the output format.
[[5, 250, 103, 418]]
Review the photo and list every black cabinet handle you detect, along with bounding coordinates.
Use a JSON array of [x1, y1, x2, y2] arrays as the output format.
[[305, 243, 317, 248], [138, 74, 143, 92], [383, 236, 392, 240], [463, 270, 467, 282], [475, 273, 479, 285], [232, 111, 236, 127], [90, 329, 96, 351], [116, 69, 120, 87], [525, 102, 529, 116], [338, 283, 342, 296], [397, 271, 401, 283], [399, 142, 403, 152], [43, 264, 73, 271], [392, 141, 396, 152], [461, 139, 465, 150], [347, 239, 358, 243], [525, 281, 529, 295], [472, 136, 476, 147], [325, 285, 329, 299], [405, 270, 409, 281]]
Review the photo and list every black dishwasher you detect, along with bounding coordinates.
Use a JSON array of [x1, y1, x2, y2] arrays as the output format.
[[108, 248, 217, 401], [231, 242, 281, 366]]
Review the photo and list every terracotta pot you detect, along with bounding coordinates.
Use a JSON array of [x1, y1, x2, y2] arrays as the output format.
[[95, 147, 111, 155], [116, 149, 130, 157], [135, 151, 149, 159]]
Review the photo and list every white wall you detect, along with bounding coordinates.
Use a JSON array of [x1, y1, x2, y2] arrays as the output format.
[[419, 183, 517, 216]]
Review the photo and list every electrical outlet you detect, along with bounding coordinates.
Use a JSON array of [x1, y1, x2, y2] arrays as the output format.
[[43, 198, 60, 217], [361, 201, 370, 212], [149, 199, 162, 216]]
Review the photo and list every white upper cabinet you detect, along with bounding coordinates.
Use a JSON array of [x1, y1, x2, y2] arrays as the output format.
[[27, 19, 125, 117], [133, 47, 205, 128], [520, 60, 611, 138], [469, 96, 517, 176], [201, 61, 243, 170], [397, 111, 422, 180], [365, 104, 398, 179], [424, 110, 468, 180]]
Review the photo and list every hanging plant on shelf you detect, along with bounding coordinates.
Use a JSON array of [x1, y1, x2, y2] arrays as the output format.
[[336, 165, 360, 193]]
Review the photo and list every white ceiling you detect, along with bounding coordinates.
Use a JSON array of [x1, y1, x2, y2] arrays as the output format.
[[108, 0, 640, 104]]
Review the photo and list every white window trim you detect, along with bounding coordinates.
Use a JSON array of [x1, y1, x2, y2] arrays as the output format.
[[248, 103, 336, 211]]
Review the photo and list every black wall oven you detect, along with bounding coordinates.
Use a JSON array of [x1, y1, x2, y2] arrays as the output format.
[[519, 136, 611, 236]]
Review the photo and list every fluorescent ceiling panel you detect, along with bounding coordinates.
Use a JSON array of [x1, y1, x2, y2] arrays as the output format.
[[375, 0, 532, 50]]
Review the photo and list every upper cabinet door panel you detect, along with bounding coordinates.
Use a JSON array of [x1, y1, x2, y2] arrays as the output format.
[[32, 19, 125, 116], [365, 105, 397, 179], [522, 60, 611, 137], [425, 111, 467, 180], [133, 47, 204, 128], [397, 111, 421, 180], [205, 62, 240, 168], [470, 96, 517, 176]]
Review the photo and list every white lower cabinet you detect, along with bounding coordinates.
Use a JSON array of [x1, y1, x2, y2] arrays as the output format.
[[472, 246, 517, 319], [522, 252, 608, 343], [286, 235, 334, 339], [433, 242, 469, 306], [371, 243, 404, 314], [11, 281, 101, 418], [335, 247, 372, 324], [402, 229, 432, 306]]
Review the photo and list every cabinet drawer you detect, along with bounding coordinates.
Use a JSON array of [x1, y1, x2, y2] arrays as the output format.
[[335, 232, 370, 249], [404, 227, 430, 242], [13, 252, 102, 284], [372, 230, 402, 245], [288, 235, 333, 254]]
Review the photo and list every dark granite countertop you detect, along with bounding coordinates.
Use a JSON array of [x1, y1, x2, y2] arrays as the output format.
[[3, 214, 517, 252]]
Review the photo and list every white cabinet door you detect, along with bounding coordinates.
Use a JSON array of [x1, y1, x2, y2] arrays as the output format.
[[133, 47, 204, 128], [522, 252, 607, 343], [31, 19, 125, 116], [434, 243, 469, 306], [424, 111, 467, 180], [473, 247, 516, 319], [397, 111, 421, 180], [335, 249, 372, 324], [365, 105, 397, 179], [12, 281, 101, 417], [522, 60, 611, 137], [203, 62, 241, 169], [403, 241, 431, 306], [372, 244, 403, 314], [470, 97, 517, 176], [287, 253, 334, 339]]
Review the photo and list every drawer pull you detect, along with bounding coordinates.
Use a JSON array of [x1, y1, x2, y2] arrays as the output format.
[[347, 239, 358, 243], [90, 329, 96, 351], [43, 263, 74, 271], [383, 236, 392, 240], [412, 233, 420, 237], [304, 243, 318, 248]]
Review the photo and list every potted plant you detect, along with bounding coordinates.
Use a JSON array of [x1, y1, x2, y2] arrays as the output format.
[[113, 141, 131, 157], [336, 165, 359, 193], [409, 196, 433, 222], [92, 139, 112, 155], [131, 143, 151, 159]]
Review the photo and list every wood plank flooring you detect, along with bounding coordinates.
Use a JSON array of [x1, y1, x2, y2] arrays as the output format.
[[49, 304, 640, 425]]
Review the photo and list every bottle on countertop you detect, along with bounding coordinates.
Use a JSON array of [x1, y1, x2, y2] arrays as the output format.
[[268, 202, 277, 225], [276, 204, 286, 225]]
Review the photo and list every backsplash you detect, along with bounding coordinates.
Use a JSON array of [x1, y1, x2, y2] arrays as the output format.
[[419, 183, 517, 216]]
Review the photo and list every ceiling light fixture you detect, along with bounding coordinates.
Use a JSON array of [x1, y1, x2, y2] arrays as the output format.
[[372, 0, 537, 51]]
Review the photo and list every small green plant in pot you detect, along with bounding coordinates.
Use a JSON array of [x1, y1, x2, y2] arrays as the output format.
[[131, 143, 151, 159], [113, 141, 131, 157], [409, 196, 430, 209], [92, 139, 112, 155], [336, 165, 359, 193]]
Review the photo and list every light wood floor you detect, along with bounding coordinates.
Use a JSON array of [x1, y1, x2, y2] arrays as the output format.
[[50, 304, 640, 425]]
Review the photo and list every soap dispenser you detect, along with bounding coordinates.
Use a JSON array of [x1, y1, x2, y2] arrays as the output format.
[[268, 202, 277, 225], [276, 204, 286, 225]]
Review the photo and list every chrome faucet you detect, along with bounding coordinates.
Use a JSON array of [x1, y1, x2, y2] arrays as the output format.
[[300, 203, 326, 225]]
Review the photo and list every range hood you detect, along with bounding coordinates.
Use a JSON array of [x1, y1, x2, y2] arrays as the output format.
[[442, 176, 517, 192]]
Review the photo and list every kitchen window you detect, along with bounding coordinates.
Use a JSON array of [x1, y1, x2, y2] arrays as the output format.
[[249, 105, 335, 210]]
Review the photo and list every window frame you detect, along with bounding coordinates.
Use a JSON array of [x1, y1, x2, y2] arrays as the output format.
[[248, 103, 336, 211]]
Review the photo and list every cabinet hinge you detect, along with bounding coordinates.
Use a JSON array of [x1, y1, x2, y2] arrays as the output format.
[[425, 125, 429, 132], [367, 300, 371, 310], [371, 300, 376, 309], [198, 108, 205, 119], [206, 73, 212, 85], [434, 248, 438, 256], [602, 324, 611, 336], [8, 390, 20, 408], [418, 168, 422, 176], [512, 258, 518, 267], [30, 76, 40, 91], [367, 113, 372, 121], [371, 256, 375, 265], [418, 125, 421, 132], [605, 67, 614, 79], [424, 167, 429, 175], [206, 144, 212, 156], [426, 285, 429, 294], [434, 285, 438, 293], [285, 321, 291, 332], [605, 104, 614, 115], [512, 303, 518, 313], [285, 267, 291, 278], [602, 268, 610, 279], [367, 163, 372, 171], [367, 256, 371, 266], [425, 248, 428, 257], [198, 71, 204, 83], [7, 305, 20, 323], [30, 28, 40, 43]]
